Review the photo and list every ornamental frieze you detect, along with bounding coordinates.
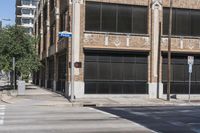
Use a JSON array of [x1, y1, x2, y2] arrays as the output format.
[[161, 37, 200, 51], [83, 33, 150, 49]]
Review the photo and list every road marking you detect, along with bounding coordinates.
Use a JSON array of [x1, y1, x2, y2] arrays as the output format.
[[130, 111, 148, 116], [191, 128, 200, 133], [0, 112, 5, 115], [170, 121, 185, 126], [88, 108, 119, 118], [0, 105, 5, 125]]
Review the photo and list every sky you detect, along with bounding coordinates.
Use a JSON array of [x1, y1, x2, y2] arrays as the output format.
[[0, 0, 15, 27]]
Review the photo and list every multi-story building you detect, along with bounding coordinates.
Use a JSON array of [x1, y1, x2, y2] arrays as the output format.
[[16, 0, 38, 34], [33, 0, 200, 100]]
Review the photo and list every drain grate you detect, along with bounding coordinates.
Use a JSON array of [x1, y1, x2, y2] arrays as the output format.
[[83, 104, 97, 107]]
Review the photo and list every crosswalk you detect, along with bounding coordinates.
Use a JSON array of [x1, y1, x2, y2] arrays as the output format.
[[0, 105, 5, 125], [0, 105, 154, 133]]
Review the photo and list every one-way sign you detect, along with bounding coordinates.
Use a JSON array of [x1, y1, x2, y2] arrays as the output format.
[[58, 31, 72, 38]]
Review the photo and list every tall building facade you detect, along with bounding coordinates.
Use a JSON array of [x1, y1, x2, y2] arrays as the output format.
[[16, 0, 38, 34], [33, 0, 200, 99]]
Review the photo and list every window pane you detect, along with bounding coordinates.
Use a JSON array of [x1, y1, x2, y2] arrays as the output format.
[[102, 3, 117, 32], [132, 6, 147, 34], [85, 2, 101, 31], [85, 62, 98, 80], [173, 64, 185, 81], [163, 8, 169, 35], [135, 64, 147, 80], [175, 9, 190, 36], [191, 10, 200, 36], [99, 62, 111, 80], [110, 82, 123, 94], [123, 63, 135, 80], [97, 82, 110, 94], [85, 82, 97, 94], [111, 62, 123, 80], [117, 5, 132, 33]]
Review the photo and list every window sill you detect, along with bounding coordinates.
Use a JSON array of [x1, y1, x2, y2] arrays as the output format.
[[84, 31, 149, 37], [162, 35, 200, 39]]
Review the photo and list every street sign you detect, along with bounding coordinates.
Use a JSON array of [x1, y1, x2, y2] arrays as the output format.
[[189, 64, 192, 73], [188, 56, 194, 65], [58, 31, 72, 38], [187, 56, 194, 103]]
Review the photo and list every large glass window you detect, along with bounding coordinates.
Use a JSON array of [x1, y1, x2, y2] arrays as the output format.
[[163, 8, 200, 36], [85, 2, 148, 34], [84, 51, 148, 94]]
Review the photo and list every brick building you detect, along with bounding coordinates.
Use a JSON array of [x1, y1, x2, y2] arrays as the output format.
[[33, 0, 200, 99]]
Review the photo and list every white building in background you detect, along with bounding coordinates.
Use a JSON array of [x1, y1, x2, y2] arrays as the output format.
[[15, 0, 38, 34]]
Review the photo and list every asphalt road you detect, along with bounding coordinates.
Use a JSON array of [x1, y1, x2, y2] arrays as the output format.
[[0, 104, 153, 133], [97, 106, 200, 133]]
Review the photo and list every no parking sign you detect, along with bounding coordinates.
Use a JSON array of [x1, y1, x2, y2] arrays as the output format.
[[188, 56, 194, 73]]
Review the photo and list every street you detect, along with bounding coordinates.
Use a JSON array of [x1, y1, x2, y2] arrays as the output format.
[[0, 103, 153, 133], [97, 106, 200, 133], [1, 82, 200, 133]]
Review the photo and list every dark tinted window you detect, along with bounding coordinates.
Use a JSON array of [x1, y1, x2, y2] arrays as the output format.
[[132, 6, 148, 34], [175, 9, 190, 36], [84, 51, 148, 94], [162, 55, 200, 94], [163, 8, 200, 36], [85, 2, 148, 34], [117, 5, 132, 33], [85, 2, 101, 31], [102, 3, 117, 32], [191, 10, 200, 36], [163, 8, 169, 35]]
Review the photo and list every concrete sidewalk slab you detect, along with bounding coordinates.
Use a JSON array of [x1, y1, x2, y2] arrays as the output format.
[[2, 83, 200, 107], [1, 84, 72, 106]]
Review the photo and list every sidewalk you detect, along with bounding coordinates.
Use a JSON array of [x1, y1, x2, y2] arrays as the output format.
[[1, 84, 72, 106], [1, 83, 200, 107]]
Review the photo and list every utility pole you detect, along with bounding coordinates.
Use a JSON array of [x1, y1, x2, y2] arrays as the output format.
[[167, 0, 173, 101]]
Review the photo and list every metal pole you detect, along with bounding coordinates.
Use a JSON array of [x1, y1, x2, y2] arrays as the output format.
[[13, 57, 15, 90], [157, 22, 161, 99], [189, 71, 191, 103], [167, 0, 173, 101], [70, 0, 76, 102]]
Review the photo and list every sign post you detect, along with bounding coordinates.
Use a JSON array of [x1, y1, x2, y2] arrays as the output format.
[[188, 56, 194, 103], [58, 31, 74, 101], [13, 57, 15, 90]]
